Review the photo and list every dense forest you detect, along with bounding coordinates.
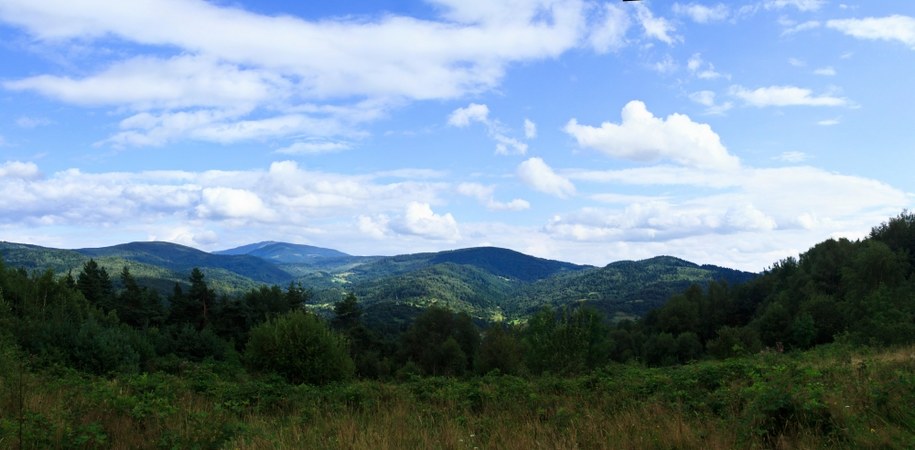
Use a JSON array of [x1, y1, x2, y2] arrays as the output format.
[[1, 213, 914, 448]]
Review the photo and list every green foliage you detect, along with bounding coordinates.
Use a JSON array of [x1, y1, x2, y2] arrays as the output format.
[[400, 306, 480, 376], [523, 306, 610, 375], [76, 259, 114, 309], [477, 325, 524, 375], [332, 292, 362, 329], [515, 256, 755, 321], [245, 310, 354, 384]]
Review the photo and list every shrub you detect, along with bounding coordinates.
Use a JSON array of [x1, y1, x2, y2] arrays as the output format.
[[244, 310, 354, 385]]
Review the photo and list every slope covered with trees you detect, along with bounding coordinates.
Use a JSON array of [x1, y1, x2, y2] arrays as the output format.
[[1, 213, 914, 447]]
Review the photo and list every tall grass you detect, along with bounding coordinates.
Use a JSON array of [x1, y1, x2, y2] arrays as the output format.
[[1, 344, 913, 449]]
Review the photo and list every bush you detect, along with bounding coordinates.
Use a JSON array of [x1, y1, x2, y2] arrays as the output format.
[[245, 310, 354, 385]]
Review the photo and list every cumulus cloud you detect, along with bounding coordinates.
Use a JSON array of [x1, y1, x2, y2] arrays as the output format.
[[397, 202, 461, 241], [545, 201, 777, 243], [546, 162, 910, 271], [730, 85, 849, 107], [564, 100, 740, 170], [0, 160, 447, 230], [813, 66, 836, 76], [447, 103, 490, 127], [457, 182, 530, 211], [196, 187, 274, 221], [827, 15, 915, 49], [672, 3, 729, 24], [0, 161, 41, 179], [564, 165, 908, 229], [517, 157, 576, 198]]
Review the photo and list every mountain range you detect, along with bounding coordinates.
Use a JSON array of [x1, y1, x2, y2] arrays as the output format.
[[0, 240, 757, 324]]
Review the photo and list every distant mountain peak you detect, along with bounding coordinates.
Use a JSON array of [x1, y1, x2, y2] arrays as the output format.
[[214, 241, 350, 264]]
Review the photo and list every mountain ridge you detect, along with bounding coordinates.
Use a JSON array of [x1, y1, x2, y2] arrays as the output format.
[[0, 239, 758, 322]]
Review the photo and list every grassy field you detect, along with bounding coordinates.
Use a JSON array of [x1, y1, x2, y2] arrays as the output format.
[[1, 343, 913, 449]]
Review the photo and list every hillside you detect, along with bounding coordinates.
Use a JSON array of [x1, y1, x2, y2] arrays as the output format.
[[77, 241, 292, 285], [215, 241, 351, 264], [0, 240, 757, 323], [0, 241, 287, 294], [511, 256, 758, 321]]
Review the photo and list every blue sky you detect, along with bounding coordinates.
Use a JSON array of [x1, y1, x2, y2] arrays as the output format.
[[1, 0, 913, 271]]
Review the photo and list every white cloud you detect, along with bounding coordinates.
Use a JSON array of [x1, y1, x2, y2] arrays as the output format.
[[4, 55, 288, 110], [817, 118, 841, 126], [549, 163, 910, 269], [689, 90, 716, 107], [517, 157, 576, 198], [448, 103, 528, 155], [457, 182, 530, 211], [564, 100, 740, 170], [397, 202, 461, 241], [196, 187, 274, 221], [813, 66, 836, 76], [649, 55, 677, 74], [15, 116, 52, 128], [731, 85, 848, 107], [275, 140, 352, 155], [0, 0, 604, 147], [357, 215, 390, 239], [672, 3, 729, 24], [634, 4, 679, 45], [494, 135, 529, 156], [827, 15, 915, 49], [788, 57, 806, 67], [765, 0, 825, 12], [775, 151, 810, 163], [447, 103, 490, 127], [686, 53, 725, 79], [151, 226, 219, 248], [689, 90, 733, 115], [0, 160, 448, 231], [0, 0, 588, 100], [0, 161, 41, 179], [588, 3, 630, 53], [524, 119, 537, 139], [782, 20, 821, 35]]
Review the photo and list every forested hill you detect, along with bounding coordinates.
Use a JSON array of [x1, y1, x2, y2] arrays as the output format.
[[78, 242, 292, 284], [214, 241, 350, 263], [510, 255, 757, 321], [0, 239, 756, 323]]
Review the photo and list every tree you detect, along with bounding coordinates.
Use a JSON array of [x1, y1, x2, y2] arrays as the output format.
[[400, 306, 479, 376], [332, 292, 362, 330], [245, 310, 354, 384], [477, 325, 524, 375], [169, 269, 212, 330], [76, 259, 114, 310], [116, 267, 163, 329], [523, 306, 609, 375]]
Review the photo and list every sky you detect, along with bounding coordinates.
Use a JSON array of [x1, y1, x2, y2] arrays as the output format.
[[1, 0, 914, 272]]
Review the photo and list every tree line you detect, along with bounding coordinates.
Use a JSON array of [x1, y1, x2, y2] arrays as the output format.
[[1, 212, 914, 384]]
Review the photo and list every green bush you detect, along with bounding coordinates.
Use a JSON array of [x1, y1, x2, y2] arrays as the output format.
[[244, 310, 354, 385]]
